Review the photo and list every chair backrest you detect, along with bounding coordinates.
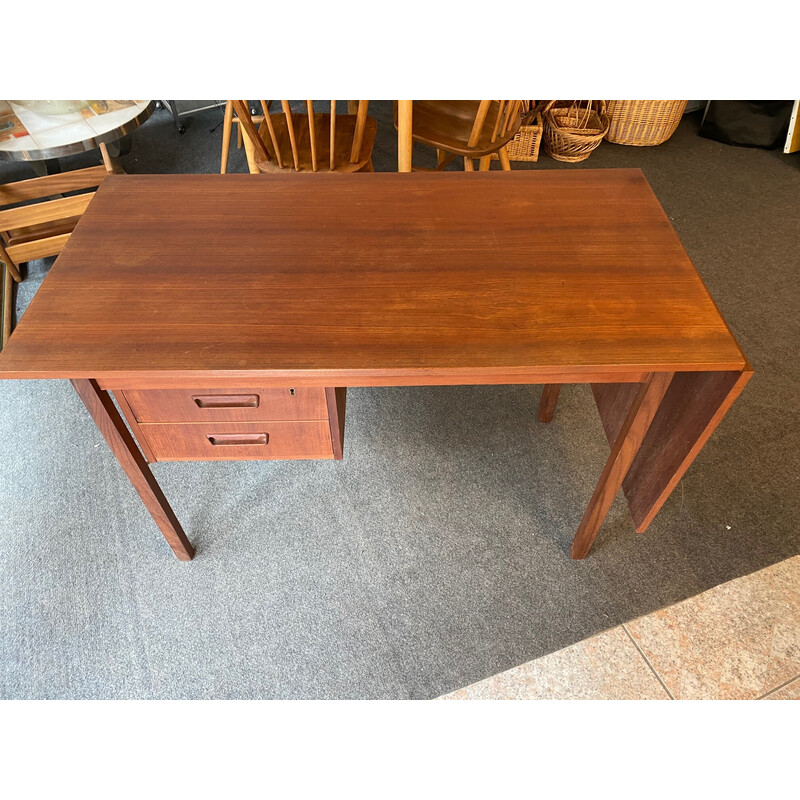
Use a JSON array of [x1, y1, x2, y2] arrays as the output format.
[[468, 100, 524, 150], [395, 100, 525, 164], [0, 165, 109, 275], [232, 101, 376, 173]]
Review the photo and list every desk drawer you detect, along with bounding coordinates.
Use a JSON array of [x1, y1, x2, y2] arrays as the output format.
[[139, 421, 334, 461], [123, 387, 328, 423]]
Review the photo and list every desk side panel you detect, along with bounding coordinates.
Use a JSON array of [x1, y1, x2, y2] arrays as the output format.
[[593, 366, 753, 532]]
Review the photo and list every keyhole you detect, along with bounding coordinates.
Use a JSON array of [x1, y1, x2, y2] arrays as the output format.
[[289, 388, 296, 396]]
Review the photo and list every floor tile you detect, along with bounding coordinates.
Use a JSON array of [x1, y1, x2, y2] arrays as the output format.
[[440, 627, 669, 700], [625, 556, 800, 700], [763, 677, 800, 700]]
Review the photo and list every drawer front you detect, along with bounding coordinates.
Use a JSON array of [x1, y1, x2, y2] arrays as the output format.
[[139, 421, 334, 461], [123, 387, 328, 423]]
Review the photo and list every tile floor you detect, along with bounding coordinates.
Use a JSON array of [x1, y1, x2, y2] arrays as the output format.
[[442, 555, 800, 700]]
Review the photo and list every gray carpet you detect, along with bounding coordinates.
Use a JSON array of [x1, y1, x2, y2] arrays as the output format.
[[1, 103, 798, 699]]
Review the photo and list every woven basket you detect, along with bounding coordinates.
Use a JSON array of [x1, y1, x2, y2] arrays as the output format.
[[497, 102, 543, 162], [605, 100, 688, 145], [542, 101, 609, 162]]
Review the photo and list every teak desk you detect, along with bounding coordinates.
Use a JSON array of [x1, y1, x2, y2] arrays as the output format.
[[0, 171, 751, 561]]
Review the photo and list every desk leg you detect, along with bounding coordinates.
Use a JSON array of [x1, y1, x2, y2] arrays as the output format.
[[570, 372, 673, 559], [398, 100, 413, 172], [71, 379, 195, 561], [538, 384, 561, 423]]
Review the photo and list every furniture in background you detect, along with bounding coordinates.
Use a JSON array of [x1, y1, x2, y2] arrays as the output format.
[[162, 101, 228, 134], [0, 165, 111, 349], [0, 171, 751, 563], [219, 101, 268, 173], [0, 100, 154, 173], [700, 101, 795, 149], [605, 101, 688, 146], [784, 100, 800, 153], [232, 101, 377, 173], [392, 101, 523, 171]]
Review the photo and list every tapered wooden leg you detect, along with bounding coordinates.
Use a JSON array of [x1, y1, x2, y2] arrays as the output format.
[[0, 241, 22, 283], [397, 100, 413, 172], [1, 264, 12, 348], [538, 384, 561, 422], [570, 372, 673, 559], [436, 148, 447, 167], [71, 379, 195, 561], [498, 146, 512, 170], [464, 157, 474, 171], [479, 155, 492, 171], [99, 143, 123, 174], [347, 100, 359, 114], [220, 100, 234, 174]]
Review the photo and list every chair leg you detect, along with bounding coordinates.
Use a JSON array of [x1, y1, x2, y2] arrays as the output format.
[[99, 143, 123, 174], [538, 384, 561, 423], [236, 121, 243, 149], [0, 241, 23, 283], [479, 156, 492, 171], [498, 146, 512, 170], [220, 100, 234, 174], [464, 157, 474, 171], [239, 124, 261, 174]]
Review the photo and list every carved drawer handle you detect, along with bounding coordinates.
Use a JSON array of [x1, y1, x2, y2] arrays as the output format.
[[192, 394, 259, 409], [206, 433, 268, 446]]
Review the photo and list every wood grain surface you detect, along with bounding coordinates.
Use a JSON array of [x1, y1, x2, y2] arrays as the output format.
[[138, 419, 335, 461], [122, 386, 329, 422], [0, 171, 746, 385]]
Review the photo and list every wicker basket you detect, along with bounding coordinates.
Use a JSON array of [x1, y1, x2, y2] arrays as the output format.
[[499, 102, 544, 162], [605, 100, 688, 146], [542, 100, 609, 162]]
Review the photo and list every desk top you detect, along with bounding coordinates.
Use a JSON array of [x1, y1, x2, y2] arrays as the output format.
[[0, 170, 747, 386]]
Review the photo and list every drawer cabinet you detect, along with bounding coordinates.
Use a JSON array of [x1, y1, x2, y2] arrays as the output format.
[[115, 386, 345, 463]]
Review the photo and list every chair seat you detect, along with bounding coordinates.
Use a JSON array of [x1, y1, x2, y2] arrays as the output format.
[[255, 112, 378, 173], [397, 100, 521, 157]]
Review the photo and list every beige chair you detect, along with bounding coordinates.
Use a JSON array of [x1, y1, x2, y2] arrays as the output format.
[[394, 100, 523, 171], [232, 101, 377, 174], [0, 165, 110, 348]]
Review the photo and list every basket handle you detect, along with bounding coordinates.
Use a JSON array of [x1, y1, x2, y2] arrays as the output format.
[[542, 100, 607, 116]]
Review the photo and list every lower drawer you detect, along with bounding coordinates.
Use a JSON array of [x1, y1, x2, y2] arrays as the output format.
[[139, 420, 334, 461]]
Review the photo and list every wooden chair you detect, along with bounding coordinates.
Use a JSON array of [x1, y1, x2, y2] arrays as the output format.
[[232, 101, 377, 174], [394, 101, 523, 171], [0, 165, 110, 349], [220, 101, 271, 173]]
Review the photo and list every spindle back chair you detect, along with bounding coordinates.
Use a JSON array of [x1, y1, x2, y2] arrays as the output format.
[[232, 101, 376, 174]]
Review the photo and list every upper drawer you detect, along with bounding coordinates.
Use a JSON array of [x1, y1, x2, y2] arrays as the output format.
[[122, 387, 328, 423]]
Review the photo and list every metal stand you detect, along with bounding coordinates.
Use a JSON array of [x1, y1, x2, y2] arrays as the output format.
[[165, 101, 186, 134]]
